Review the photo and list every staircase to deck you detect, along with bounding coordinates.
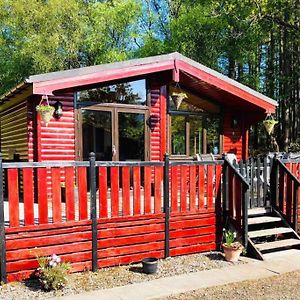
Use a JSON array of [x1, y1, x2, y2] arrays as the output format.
[[247, 207, 300, 260]]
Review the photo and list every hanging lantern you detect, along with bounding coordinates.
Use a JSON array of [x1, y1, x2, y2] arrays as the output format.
[[263, 114, 278, 135]]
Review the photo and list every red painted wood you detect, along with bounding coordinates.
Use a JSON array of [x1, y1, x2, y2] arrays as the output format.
[[171, 166, 178, 212], [170, 234, 215, 248], [215, 165, 222, 210], [110, 167, 119, 217], [207, 165, 213, 209], [98, 242, 164, 258], [98, 251, 164, 268], [170, 217, 215, 230], [170, 226, 215, 239], [51, 168, 62, 223], [99, 167, 108, 218], [160, 86, 167, 160], [198, 165, 205, 209], [286, 177, 293, 222], [77, 167, 88, 220], [189, 166, 196, 211], [144, 166, 152, 214], [122, 167, 130, 216], [133, 167, 141, 215], [180, 166, 188, 211], [154, 166, 162, 213], [37, 168, 48, 224], [170, 243, 216, 256], [8, 169, 19, 227], [22, 168, 34, 226], [65, 167, 75, 221]]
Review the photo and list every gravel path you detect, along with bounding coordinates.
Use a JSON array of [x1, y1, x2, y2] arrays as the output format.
[[0, 252, 242, 299], [157, 270, 300, 300]]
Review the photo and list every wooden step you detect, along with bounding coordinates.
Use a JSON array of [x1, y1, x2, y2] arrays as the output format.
[[263, 249, 300, 260], [248, 227, 293, 238], [248, 216, 281, 225], [256, 238, 300, 252], [248, 207, 271, 216]]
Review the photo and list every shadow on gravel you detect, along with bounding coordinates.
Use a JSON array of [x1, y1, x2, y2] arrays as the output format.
[[204, 252, 225, 261], [23, 278, 43, 292], [129, 266, 144, 274]]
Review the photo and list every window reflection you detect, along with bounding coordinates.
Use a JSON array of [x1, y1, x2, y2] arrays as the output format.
[[77, 79, 146, 105]]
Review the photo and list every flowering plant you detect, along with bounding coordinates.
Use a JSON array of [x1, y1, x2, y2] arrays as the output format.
[[223, 229, 244, 250], [36, 254, 70, 291]]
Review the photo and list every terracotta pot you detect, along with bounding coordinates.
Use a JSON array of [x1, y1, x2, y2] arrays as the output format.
[[222, 244, 243, 262]]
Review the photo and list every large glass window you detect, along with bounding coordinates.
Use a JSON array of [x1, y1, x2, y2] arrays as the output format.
[[169, 87, 221, 157], [77, 79, 146, 106]]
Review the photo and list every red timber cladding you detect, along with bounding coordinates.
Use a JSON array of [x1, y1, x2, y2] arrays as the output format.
[[5, 214, 165, 282], [150, 83, 167, 161], [37, 93, 75, 162], [222, 110, 245, 161]]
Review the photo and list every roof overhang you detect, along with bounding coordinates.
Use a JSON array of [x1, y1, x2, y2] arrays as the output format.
[[0, 52, 277, 113]]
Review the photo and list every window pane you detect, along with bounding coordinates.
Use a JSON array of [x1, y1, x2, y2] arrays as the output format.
[[207, 117, 220, 154], [189, 116, 203, 156], [119, 112, 145, 161], [82, 110, 112, 161], [171, 116, 186, 155], [77, 79, 146, 105]]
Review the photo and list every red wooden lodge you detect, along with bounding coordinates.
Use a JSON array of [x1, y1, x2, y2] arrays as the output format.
[[0, 52, 282, 282]]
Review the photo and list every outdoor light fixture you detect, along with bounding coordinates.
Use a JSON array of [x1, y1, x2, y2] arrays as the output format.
[[231, 117, 238, 129], [54, 101, 63, 119]]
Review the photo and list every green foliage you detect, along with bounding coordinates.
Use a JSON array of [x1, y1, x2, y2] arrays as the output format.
[[36, 254, 70, 291], [36, 105, 55, 113], [223, 230, 244, 251]]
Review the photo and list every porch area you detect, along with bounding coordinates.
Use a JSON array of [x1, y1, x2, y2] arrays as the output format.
[[1, 153, 300, 283]]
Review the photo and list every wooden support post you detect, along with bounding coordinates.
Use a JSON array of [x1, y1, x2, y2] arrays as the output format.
[[89, 152, 97, 272], [222, 158, 229, 226], [293, 183, 299, 232], [163, 153, 170, 258], [242, 184, 249, 249], [0, 154, 7, 283]]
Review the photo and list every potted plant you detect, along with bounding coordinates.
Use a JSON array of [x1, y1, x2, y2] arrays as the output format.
[[263, 116, 278, 135], [36, 95, 55, 126], [222, 230, 244, 262], [171, 92, 187, 110]]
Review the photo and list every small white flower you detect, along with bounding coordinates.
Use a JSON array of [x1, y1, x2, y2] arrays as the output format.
[[56, 256, 61, 263], [49, 260, 54, 266]]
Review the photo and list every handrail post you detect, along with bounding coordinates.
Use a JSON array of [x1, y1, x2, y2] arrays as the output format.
[[242, 184, 249, 249], [0, 153, 6, 283], [89, 152, 97, 272], [222, 159, 229, 226], [293, 184, 299, 232], [271, 157, 279, 208], [163, 153, 170, 258]]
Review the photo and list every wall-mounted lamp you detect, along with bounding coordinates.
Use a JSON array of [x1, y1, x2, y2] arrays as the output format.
[[231, 117, 238, 129], [54, 101, 63, 119]]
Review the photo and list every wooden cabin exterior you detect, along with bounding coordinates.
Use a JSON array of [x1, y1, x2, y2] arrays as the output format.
[[0, 53, 280, 282], [0, 52, 277, 164]]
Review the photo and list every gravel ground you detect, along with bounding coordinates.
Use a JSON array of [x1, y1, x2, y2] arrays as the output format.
[[0, 252, 242, 299], [157, 270, 300, 300]]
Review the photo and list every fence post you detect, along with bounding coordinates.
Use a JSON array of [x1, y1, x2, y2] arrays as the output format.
[[293, 184, 299, 232], [222, 158, 229, 226], [270, 157, 279, 208], [0, 154, 6, 283], [89, 152, 98, 272], [163, 153, 170, 258], [242, 184, 249, 249]]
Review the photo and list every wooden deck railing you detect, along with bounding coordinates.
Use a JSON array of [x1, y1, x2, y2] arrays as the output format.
[[223, 156, 250, 248], [272, 158, 300, 231], [0, 153, 224, 282]]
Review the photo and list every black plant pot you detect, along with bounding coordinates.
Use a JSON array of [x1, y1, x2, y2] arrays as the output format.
[[142, 257, 158, 274]]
